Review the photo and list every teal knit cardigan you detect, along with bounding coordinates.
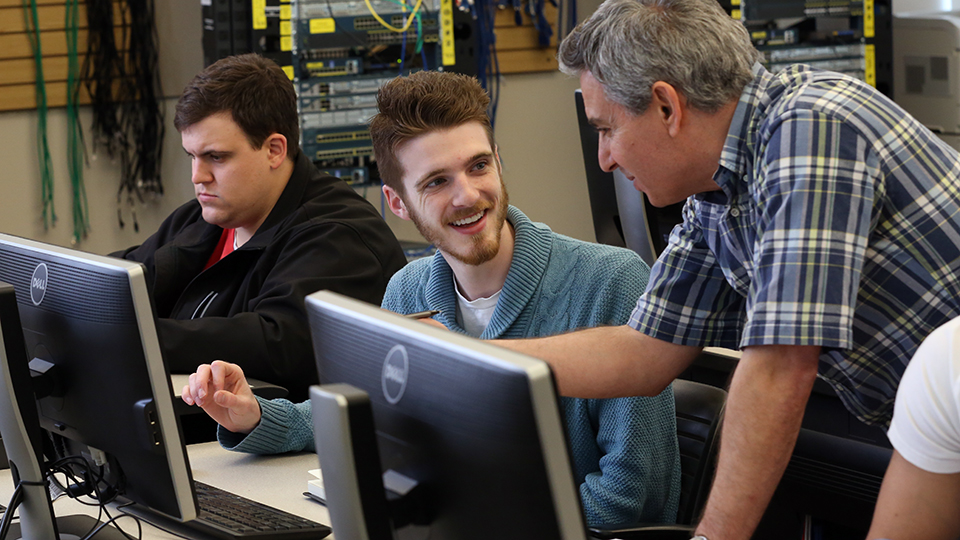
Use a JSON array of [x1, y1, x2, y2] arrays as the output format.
[[220, 206, 681, 527]]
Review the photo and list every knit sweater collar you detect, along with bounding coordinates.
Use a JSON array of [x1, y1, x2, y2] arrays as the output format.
[[424, 205, 553, 339]]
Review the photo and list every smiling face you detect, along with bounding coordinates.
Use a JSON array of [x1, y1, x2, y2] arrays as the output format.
[[181, 112, 290, 240], [383, 122, 509, 266]]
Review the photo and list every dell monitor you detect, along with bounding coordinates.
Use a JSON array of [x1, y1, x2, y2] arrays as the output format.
[[0, 281, 65, 538], [575, 89, 685, 267], [305, 290, 589, 540], [0, 233, 197, 529]]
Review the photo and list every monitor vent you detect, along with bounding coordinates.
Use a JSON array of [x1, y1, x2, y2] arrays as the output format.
[[0, 250, 136, 323]]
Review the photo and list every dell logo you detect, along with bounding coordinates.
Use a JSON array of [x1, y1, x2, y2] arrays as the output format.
[[384, 364, 405, 384], [30, 263, 48, 306], [381, 344, 409, 405]]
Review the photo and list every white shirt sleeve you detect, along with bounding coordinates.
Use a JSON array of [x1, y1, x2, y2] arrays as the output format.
[[887, 317, 960, 474]]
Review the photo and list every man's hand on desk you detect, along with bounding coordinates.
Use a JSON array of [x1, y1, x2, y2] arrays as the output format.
[[181, 360, 262, 434]]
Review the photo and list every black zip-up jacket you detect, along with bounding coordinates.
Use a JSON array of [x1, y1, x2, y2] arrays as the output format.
[[116, 150, 407, 401]]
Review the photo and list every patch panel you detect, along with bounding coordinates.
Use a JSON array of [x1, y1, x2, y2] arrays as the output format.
[[292, 0, 454, 188], [746, 0, 892, 97]]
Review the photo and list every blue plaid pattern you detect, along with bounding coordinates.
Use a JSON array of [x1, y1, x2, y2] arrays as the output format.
[[631, 65, 960, 426]]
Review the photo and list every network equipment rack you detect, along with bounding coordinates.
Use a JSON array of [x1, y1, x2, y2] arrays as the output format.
[[202, 0, 292, 72], [743, 0, 893, 98], [252, 0, 294, 70], [202, 0, 253, 66], [290, 0, 475, 188], [202, 0, 478, 189]]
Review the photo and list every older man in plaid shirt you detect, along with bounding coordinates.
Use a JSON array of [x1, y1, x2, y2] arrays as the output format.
[[496, 0, 960, 538]]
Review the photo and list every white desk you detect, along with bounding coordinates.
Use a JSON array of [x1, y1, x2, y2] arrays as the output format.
[[0, 442, 332, 539]]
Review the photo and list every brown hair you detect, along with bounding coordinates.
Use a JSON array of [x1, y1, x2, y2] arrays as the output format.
[[370, 71, 493, 193], [174, 53, 300, 158]]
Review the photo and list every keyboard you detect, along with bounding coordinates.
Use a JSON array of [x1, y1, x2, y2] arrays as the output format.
[[190, 481, 332, 540]]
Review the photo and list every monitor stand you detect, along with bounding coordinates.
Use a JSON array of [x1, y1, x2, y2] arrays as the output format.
[[6, 515, 132, 540]]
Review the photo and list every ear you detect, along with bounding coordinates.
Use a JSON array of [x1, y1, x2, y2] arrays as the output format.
[[650, 82, 684, 138], [264, 133, 288, 168], [494, 144, 503, 173], [382, 184, 411, 221]]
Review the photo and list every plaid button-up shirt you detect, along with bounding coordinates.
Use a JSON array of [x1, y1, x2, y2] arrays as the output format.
[[631, 64, 960, 426]]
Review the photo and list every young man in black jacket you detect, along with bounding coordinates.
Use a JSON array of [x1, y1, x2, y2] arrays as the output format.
[[115, 54, 406, 401]]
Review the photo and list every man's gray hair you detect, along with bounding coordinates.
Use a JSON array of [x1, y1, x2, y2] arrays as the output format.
[[559, 0, 761, 114]]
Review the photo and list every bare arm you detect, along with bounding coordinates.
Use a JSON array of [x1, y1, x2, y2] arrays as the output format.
[[495, 325, 702, 398], [695, 344, 820, 540], [868, 450, 960, 540]]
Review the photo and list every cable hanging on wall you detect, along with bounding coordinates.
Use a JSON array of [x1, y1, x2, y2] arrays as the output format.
[[83, 0, 165, 233], [66, 0, 90, 244], [456, 0, 500, 127], [22, 0, 56, 231]]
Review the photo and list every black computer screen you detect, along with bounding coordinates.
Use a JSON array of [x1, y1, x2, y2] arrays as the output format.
[[0, 233, 196, 522], [305, 290, 588, 540]]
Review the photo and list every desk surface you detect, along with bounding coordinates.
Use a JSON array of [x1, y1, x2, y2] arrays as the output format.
[[0, 442, 332, 540]]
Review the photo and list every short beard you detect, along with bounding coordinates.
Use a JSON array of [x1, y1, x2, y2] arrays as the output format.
[[409, 181, 509, 266]]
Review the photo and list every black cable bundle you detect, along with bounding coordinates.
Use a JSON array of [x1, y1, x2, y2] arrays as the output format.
[[474, 0, 500, 127], [83, 0, 165, 232], [83, 0, 123, 159]]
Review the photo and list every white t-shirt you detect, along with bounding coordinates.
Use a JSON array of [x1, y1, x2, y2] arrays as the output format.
[[454, 277, 502, 338], [887, 317, 960, 474]]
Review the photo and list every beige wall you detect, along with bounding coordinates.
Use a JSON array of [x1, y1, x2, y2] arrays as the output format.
[[0, 3, 204, 256], [0, 2, 598, 254], [0, 103, 197, 255], [492, 71, 594, 240]]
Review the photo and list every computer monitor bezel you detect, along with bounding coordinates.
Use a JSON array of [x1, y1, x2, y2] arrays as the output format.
[[0, 232, 197, 522], [305, 290, 588, 540]]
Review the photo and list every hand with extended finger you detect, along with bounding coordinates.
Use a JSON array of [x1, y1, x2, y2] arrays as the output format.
[[181, 360, 262, 434]]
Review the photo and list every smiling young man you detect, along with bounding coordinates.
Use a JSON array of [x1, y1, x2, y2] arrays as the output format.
[[115, 54, 407, 401], [376, 72, 681, 527], [182, 71, 682, 528], [379, 119, 514, 306]]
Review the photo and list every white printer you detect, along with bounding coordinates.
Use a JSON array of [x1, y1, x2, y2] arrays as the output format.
[[894, 11, 960, 148]]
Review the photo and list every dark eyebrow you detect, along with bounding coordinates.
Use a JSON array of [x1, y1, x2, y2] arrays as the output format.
[[186, 149, 233, 159], [415, 152, 494, 190]]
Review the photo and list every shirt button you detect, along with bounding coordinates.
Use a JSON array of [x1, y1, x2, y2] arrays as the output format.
[[730, 207, 740, 217]]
